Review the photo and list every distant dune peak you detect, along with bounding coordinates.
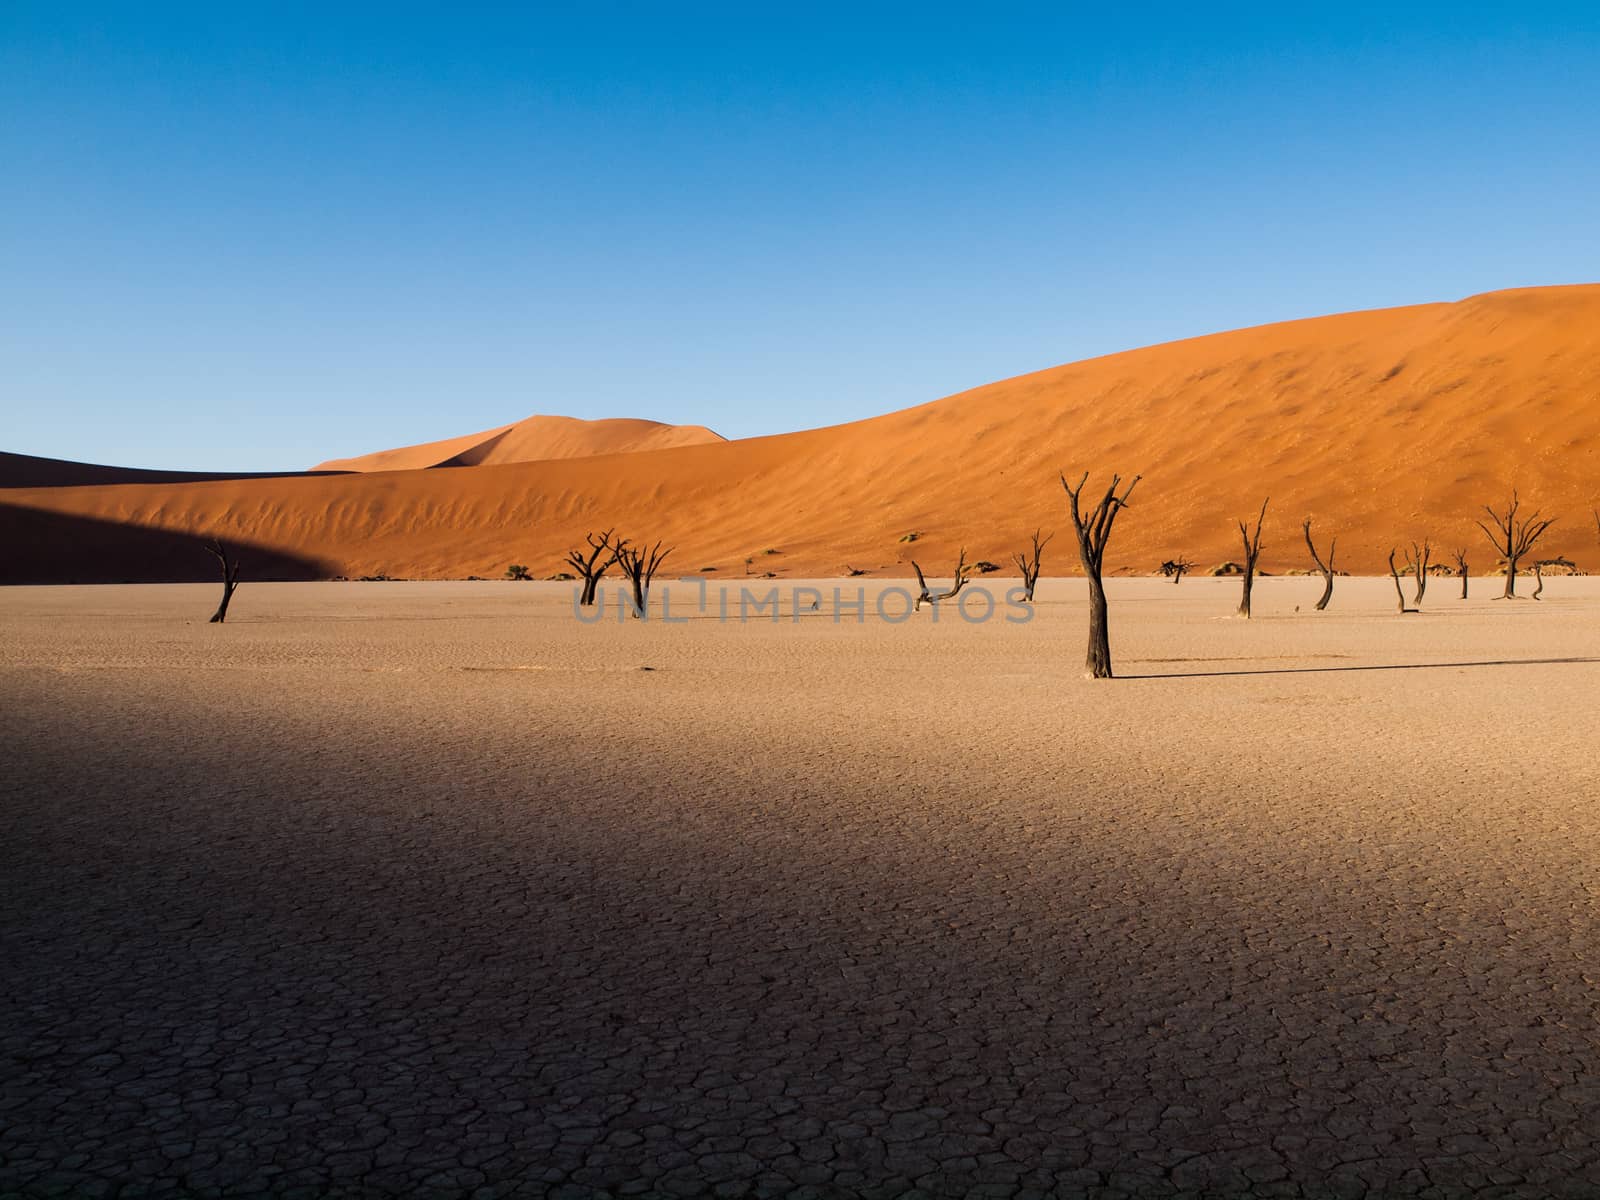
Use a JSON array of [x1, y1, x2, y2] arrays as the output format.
[[312, 413, 726, 473]]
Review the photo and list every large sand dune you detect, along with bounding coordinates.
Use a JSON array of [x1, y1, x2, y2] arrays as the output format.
[[4, 286, 1598, 583], [311, 413, 726, 473]]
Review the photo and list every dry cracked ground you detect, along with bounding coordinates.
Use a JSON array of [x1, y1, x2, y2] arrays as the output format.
[[3, 577, 1600, 1199]]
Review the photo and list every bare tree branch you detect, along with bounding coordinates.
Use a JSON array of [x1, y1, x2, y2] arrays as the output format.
[[1010, 528, 1053, 602], [912, 547, 968, 610], [1476, 490, 1555, 598], [1302, 517, 1336, 611]]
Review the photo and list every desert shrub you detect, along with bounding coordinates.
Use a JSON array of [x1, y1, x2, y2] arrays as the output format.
[[506, 564, 532, 580]]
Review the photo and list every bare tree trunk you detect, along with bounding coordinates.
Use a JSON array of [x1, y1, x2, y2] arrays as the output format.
[[205, 540, 241, 624], [1302, 518, 1335, 611], [1062, 471, 1140, 679], [1406, 540, 1432, 607], [1453, 550, 1468, 599], [1531, 561, 1544, 600], [1085, 572, 1112, 678], [1236, 499, 1268, 618], [1388, 549, 1417, 614]]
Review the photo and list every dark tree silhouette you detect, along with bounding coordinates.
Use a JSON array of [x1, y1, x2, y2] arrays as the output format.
[[565, 528, 620, 606], [1452, 548, 1469, 599], [1235, 498, 1269, 618], [1475, 491, 1555, 598], [1388, 549, 1419, 614], [1406, 540, 1432, 606], [204, 539, 241, 624], [1062, 471, 1140, 679], [1302, 518, 1336, 611], [1159, 558, 1192, 584], [1010, 529, 1053, 602], [912, 548, 968, 611], [613, 539, 672, 618]]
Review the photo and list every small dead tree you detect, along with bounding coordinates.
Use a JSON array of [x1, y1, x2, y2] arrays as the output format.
[[613, 539, 672, 618], [1159, 558, 1192, 584], [912, 548, 968, 611], [1302, 518, 1336, 611], [1010, 529, 1053, 602], [1388, 549, 1419, 614], [565, 528, 620, 606], [1452, 548, 1469, 599], [1406, 540, 1432, 606], [1475, 491, 1555, 598], [1235, 498, 1269, 618], [1062, 471, 1140, 679], [204, 539, 242, 624], [1531, 557, 1576, 601]]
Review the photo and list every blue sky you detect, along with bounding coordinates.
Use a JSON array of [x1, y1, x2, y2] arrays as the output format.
[[3, 4, 1598, 470]]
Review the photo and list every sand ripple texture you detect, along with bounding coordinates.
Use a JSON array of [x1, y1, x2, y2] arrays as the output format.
[[3, 578, 1599, 1199]]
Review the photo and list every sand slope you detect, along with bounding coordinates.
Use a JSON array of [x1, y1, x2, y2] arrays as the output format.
[[4, 286, 1599, 582], [312, 414, 726, 472]]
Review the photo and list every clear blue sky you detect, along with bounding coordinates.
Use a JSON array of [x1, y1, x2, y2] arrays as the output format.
[[3, 4, 1597, 471]]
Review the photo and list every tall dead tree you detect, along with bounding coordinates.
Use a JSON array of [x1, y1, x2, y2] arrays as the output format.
[[613, 539, 672, 618], [1235, 498, 1269, 618], [1475, 491, 1555, 598], [1532, 557, 1576, 601], [912, 548, 968, 611], [1062, 471, 1140, 679], [204, 539, 242, 624], [1010, 529, 1052, 602], [565, 528, 620, 606], [1406, 540, 1432, 606], [1302, 518, 1336, 611], [1388, 549, 1419, 614], [1453, 548, 1468, 599]]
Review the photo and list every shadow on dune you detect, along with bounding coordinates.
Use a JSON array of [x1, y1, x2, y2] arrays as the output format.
[[0, 503, 335, 584], [1123, 655, 1600, 680], [0, 449, 342, 489]]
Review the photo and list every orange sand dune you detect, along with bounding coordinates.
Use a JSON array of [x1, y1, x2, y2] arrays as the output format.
[[4, 285, 1599, 583], [312, 414, 726, 472]]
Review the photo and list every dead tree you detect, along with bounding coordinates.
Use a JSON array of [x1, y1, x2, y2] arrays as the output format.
[[613, 539, 672, 618], [1406, 540, 1432, 606], [1235, 498, 1269, 618], [565, 528, 620, 606], [912, 547, 968, 611], [1531, 557, 1576, 601], [1453, 548, 1469, 599], [1010, 529, 1053, 602], [1302, 518, 1336, 611], [1475, 491, 1555, 598], [1388, 549, 1419, 614], [1159, 558, 1192, 584], [1062, 471, 1140, 679], [204, 539, 242, 624]]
